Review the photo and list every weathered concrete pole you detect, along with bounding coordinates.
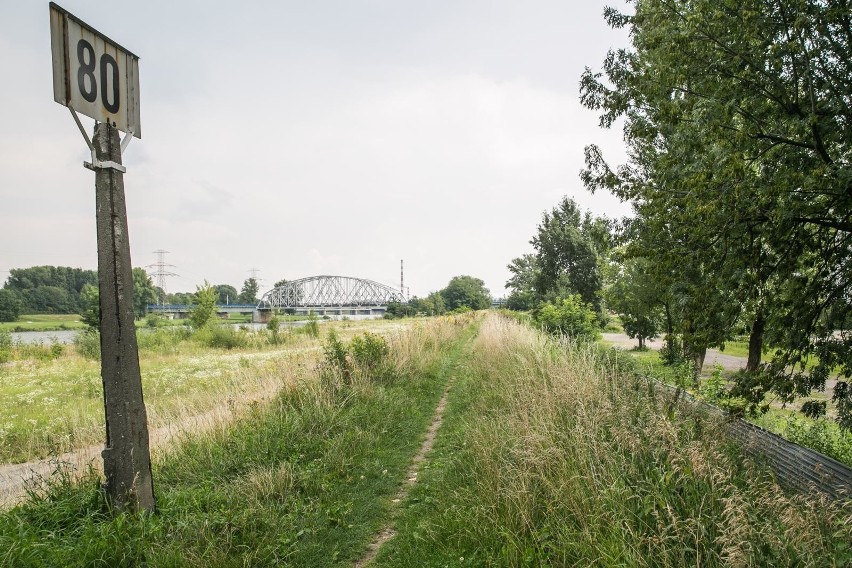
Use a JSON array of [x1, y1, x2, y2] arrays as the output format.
[[93, 121, 155, 512]]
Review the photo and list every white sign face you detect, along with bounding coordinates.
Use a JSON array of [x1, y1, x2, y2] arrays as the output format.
[[49, 3, 141, 138]]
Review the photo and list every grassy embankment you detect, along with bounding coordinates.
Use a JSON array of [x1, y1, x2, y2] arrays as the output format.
[[376, 314, 850, 567], [0, 314, 477, 566], [0, 318, 405, 464], [1, 312, 850, 566]]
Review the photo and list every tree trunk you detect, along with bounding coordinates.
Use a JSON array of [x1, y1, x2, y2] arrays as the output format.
[[692, 346, 706, 388], [639, 336, 646, 349], [664, 302, 675, 353], [746, 310, 765, 373]]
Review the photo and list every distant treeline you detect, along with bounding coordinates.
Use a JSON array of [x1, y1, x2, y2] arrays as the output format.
[[0, 265, 159, 322], [2, 266, 97, 314], [0, 267, 281, 322]]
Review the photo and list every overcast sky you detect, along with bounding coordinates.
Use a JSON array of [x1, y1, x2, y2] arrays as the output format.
[[0, 1, 631, 299]]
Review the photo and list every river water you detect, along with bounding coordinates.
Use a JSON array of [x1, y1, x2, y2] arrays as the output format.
[[10, 330, 80, 345], [8, 317, 365, 345]]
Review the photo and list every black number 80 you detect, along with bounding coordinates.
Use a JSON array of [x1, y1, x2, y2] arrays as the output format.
[[77, 39, 120, 114]]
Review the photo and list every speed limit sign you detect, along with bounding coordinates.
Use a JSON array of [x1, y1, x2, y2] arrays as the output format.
[[49, 2, 141, 138]]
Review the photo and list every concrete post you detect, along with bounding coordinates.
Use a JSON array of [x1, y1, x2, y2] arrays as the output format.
[[93, 122, 155, 512]]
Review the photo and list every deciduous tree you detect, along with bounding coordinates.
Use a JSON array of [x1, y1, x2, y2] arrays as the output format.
[[189, 282, 218, 330], [0, 289, 22, 322], [132, 268, 158, 318], [239, 278, 260, 305], [581, 0, 852, 427], [440, 276, 491, 311]]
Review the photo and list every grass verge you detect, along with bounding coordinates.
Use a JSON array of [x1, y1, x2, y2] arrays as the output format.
[[0, 315, 86, 333], [0, 314, 478, 566]]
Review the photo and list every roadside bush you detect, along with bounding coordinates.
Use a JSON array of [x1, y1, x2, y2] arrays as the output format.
[[700, 365, 727, 402], [535, 294, 600, 341], [659, 335, 686, 365], [783, 415, 852, 466], [145, 313, 165, 328], [74, 329, 101, 360]]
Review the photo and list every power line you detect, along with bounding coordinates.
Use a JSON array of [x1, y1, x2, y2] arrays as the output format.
[[148, 250, 178, 304]]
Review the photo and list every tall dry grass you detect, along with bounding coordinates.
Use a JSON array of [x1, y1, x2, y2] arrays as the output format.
[[388, 313, 851, 566]]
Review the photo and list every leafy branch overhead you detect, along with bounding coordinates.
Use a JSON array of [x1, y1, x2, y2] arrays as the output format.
[[580, 0, 852, 429]]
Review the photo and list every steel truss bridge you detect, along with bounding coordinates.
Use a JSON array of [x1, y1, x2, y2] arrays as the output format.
[[256, 275, 405, 317]]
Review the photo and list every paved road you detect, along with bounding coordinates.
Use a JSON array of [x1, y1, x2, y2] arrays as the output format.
[[602, 333, 840, 397], [601, 333, 746, 372]]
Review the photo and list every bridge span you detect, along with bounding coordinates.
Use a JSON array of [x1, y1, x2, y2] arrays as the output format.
[[255, 275, 404, 321], [146, 276, 405, 322]]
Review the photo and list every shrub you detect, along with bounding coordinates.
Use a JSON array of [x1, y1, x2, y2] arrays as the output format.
[[189, 282, 217, 330], [782, 415, 852, 466], [659, 335, 686, 365], [321, 329, 351, 385], [79, 284, 100, 329], [303, 312, 320, 338], [350, 332, 391, 379], [266, 313, 282, 345], [74, 329, 101, 360], [15, 340, 65, 362], [145, 313, 165, 328], [0, 328, 12, 363], [535, 295, 600, 341], [700, 365, 727, 402], [321, 331, 393, 387], [449, 306, 473, 315], [136, 327, 189, 353], [194, 325, 247, 350]]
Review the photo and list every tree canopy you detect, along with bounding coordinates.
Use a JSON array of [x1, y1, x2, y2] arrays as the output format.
[[580, 0, 852, 428], [238, 278, 260, 305], [3, 266, 96, 314], [440, 276, 491, 311], [214, 284, 239, 305], [505, 197, 613, 325], [0, 289, 22, 322]]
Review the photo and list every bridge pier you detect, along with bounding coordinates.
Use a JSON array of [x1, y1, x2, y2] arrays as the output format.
[[254, 306, 389, 321]]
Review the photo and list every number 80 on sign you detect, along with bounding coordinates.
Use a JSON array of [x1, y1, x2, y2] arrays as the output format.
[[49, 2, 141, 138]]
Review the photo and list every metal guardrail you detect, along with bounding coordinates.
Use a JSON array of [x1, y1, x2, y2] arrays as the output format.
[[647, 378, 851, 501]]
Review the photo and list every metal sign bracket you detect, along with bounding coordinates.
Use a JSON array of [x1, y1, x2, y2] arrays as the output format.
[[69, 105, 129, 173]]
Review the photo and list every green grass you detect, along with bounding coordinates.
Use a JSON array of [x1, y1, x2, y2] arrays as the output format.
[[0, 315, 477, 566], [0, 318, 411, 463], [2, 314, 849, 566], [0, 314, 86, 332], [717, 340, 750, 358], [374, 314, 851, 567], [600, 340, 852, 467]]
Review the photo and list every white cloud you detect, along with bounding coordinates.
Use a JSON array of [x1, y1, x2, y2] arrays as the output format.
[[0, 0, 633, 298]]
